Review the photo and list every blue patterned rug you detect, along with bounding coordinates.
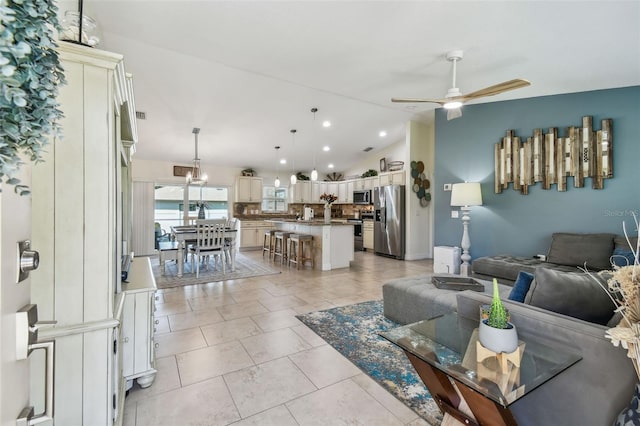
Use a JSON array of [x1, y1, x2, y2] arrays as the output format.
[[296, 300, 442, 425]]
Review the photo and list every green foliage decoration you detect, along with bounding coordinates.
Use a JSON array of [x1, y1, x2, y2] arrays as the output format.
[[487, 278, 510, 329], [361, 169, 378, 178], [0, 0, 65, 195]]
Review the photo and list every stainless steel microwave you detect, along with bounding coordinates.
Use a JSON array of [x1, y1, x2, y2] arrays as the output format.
[[353, 190, 371, 205]]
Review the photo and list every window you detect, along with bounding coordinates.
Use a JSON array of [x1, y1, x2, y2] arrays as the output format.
[[154, 185, 228, 233], [261, 185, 287, 212]]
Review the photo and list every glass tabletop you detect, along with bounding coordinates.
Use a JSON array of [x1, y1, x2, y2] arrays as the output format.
[[380, 313, 582, 407]]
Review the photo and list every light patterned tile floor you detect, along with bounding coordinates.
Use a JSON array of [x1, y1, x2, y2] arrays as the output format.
[[123, 250, 434, 426]]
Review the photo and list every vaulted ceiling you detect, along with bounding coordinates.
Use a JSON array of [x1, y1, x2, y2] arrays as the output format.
[[70, 1, 640, 176]]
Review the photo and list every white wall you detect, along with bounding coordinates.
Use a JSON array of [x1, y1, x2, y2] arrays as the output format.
[[132, 158, 243, 187]]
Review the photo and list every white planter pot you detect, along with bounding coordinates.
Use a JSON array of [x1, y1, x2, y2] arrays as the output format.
[[478, 319, 519, 353]]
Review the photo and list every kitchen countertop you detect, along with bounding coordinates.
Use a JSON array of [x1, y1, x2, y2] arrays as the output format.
[[265, 219, 354, 226]]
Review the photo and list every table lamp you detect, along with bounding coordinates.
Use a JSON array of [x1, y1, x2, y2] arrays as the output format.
[[450, 182, 483, 276]]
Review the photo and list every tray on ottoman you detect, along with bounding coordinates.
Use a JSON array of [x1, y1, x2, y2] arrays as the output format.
[[431, 275, 485, 292]]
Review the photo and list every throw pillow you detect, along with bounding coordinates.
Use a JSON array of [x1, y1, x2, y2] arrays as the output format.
[[611, 247, 637, 267], [524, 268, 616, 325], [546, 233, 615, 270], [508, 271, 534, 303]]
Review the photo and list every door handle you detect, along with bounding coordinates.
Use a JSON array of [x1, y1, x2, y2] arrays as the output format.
[[16, 305, 55, 425], [16, 340, 55, 425]]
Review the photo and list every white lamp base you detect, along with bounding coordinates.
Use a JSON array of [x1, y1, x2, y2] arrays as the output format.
[[459, 206, 472, 276]]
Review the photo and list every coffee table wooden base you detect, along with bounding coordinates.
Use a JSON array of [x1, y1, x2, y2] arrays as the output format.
[[404, 350, 518, 426]]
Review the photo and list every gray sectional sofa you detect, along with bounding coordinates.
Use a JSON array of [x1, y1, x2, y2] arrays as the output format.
[[472, 232, 635, 284], [382, 268, 636, 425]]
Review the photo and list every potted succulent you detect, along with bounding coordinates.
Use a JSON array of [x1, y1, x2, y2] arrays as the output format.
[[478, 279, 519, 353]]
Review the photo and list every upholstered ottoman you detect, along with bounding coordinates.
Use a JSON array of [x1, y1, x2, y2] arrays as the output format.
[[382, 274, 512, 325]]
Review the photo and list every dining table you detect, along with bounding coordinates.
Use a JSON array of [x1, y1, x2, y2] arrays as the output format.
[[170, 225, 238, 278]]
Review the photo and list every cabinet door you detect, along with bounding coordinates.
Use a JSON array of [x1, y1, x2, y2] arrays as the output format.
[[353, 179, 365, 191], [121, 296, 135, 377], [236, 177, 251, 202], [379, 173, 391, 186], [391, 171, 405, 185], [338, 182, 348, 204], [134, 292, 151, 374], [298, 181, 312, 203], [250, 178, 263, 201], [365, 176, 378, 190], [363, 225, 374, 250], [346, 181, 354, 204], [328, 182, 338, 196], [311, 181, 322, 203]]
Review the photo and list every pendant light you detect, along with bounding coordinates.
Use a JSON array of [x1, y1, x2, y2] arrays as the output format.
[[274, 146, 281, 188], [186, 127, 207, 185], [290, 129, 297, 185], [310, 107, 318, 181]]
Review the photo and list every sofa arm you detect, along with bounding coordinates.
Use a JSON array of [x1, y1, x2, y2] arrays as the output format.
[[456, 291, 635, 426]]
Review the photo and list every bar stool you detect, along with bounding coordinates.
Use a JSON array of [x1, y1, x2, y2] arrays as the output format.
[[288, 234, 314, 269], [272, 231, 293, 265], [262, 229, 276, 258]]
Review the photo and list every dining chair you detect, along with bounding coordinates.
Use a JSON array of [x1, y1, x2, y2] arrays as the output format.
[[224, 218, 239, 265], [189, 221, 226, 277]]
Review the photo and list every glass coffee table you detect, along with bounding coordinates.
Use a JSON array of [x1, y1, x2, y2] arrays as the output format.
[[380, 313, 581, 426]]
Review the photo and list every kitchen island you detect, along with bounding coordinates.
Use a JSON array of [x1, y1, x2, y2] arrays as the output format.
[[267, 220, 354, 271]]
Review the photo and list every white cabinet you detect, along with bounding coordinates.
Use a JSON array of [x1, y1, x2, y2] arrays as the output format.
[[327, 182, 339, 196], [337, 181, 348, 204], [379, 171, 405, 186], [346, 181, 355, 204], [364, 176, 379, 190], [312, 181, 327, 203], [236, 176, 263, 202], [121, 258, 157, 388], [353, 179, 365, 191], [289, 181, 312, 203], [239, 220, 271, 249], [363, 220, 374, 250], [31, 42, 137, 426]]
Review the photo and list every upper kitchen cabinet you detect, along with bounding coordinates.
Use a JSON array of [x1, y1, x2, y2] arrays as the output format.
[[364, 176, 379, 190], [236, 176, 263, 202], [289, 180, 312, 203], [379, 171, 405, 186], [311, 181, 327, 203]]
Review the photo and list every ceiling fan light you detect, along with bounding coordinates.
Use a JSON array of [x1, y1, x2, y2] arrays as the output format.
[[311, 168, 318, 181], [443, 100, 462, 110], [290, 174, 297, 185]]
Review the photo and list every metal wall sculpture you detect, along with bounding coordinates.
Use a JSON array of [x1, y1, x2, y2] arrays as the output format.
[[494, 116, 613, 194]]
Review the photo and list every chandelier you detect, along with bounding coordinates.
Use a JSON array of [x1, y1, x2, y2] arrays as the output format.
[[186, 127, 208, 185]]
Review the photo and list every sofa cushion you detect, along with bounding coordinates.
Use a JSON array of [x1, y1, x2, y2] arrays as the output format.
[[546, 232, 615, 270], [524, 268, 615, 325], [508, 271, 534, 302], [472, 255, 579, 283]]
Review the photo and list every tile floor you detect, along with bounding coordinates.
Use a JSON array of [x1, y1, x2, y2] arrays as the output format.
[[123, 250, 435, 426]]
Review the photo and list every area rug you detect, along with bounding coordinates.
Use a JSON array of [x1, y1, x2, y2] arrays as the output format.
[[296, 300, 442, 425], [152, 253, 281, 289]]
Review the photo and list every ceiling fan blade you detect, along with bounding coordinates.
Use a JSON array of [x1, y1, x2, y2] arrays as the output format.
[[461, 79, 531, 101], [447, 107, 462, 121], [391, 97, 446, 105]]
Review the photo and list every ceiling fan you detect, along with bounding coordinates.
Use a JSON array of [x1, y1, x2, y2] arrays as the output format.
[[392, 50, 531, 120]]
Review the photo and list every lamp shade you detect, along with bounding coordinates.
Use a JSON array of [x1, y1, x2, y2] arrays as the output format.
[[450, 182, 483, 207]]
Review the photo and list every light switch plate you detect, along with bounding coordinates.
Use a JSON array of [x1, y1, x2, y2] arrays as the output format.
[[444, 184, 452, 191], [451, 210, 459, 218]]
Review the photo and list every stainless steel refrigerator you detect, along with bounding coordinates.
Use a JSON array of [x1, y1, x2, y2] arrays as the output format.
[[374, 185, 405, 259]]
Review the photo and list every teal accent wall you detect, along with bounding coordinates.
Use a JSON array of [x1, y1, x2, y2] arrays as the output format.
[[434, 86, 640, 258]]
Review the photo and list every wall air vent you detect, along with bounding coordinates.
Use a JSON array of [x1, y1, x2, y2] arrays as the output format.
[[363, 147, 373, 152], [135, 111, 146, 120]]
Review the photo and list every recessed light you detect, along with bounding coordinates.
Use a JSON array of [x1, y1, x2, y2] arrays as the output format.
[[323, 146, 330, 152], [328, 163, 334, 169], [322, 120, 331, 128], [280, 159, 287, 164], [379, 131, 387, 137]]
